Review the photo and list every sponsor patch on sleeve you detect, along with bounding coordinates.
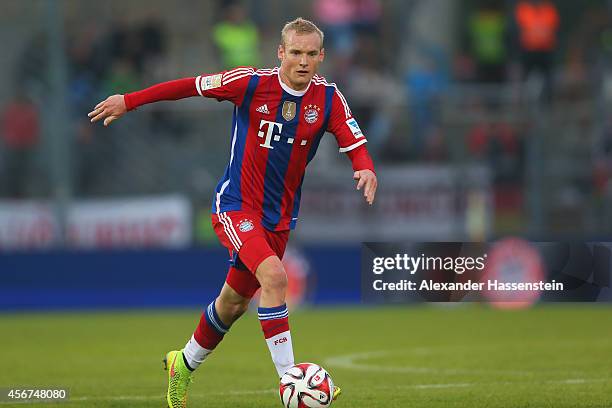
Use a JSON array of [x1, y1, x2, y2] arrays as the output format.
[[345, 118, 363, 138], [202, 74, 222, 90]]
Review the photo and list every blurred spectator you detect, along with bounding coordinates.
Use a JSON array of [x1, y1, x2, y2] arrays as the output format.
[[593, 119, 612, 226], [468, 2, 507, 83], [314, 0, 357, 57], [139, 16, 169, 84], [67, 24, 101, 113], [514, 0, 560, 100], [345, 35, 403, 160], [594, 119, 612, 191], [17, 32, 48, 96], [0, 94, 40, 198], [103, 58, 141, 96], [353, 0, 383, 37], [140, 17, 166, 61], [567, 3, 612, 101], [405, 44, 449, 159], [107, 19, 147, 74], [467, 120, 523, 184], [213, 4, 260, 69], [422, 125, 449, 161], [314, 0, 382, 80]]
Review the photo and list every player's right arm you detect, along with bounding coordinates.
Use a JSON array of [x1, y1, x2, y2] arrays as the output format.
[[88, 67, 254, 127], [326, 87, 378, 205]]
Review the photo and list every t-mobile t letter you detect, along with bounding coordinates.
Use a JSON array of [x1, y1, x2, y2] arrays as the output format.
[[258, 120, 283, 149]]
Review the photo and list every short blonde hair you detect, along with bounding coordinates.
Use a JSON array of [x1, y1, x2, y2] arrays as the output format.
[[281, 17, 324, 48]]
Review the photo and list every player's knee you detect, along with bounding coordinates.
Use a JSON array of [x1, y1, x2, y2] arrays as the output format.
[[258, 262, 288, 293], [216, 296, 249, 324]]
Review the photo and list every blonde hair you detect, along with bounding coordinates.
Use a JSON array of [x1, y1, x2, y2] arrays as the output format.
[[281, 17, 324, 48]]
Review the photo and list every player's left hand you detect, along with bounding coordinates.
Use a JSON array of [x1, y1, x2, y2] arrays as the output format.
[[354, 169, 377, 205]]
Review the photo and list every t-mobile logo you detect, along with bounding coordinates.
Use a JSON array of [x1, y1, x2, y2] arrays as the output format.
[[274, 337, 288, 345], [258, 119, 307, 149], [258, 120, 282, 149]]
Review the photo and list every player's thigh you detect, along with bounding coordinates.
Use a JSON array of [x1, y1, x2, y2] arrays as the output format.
[[212, 211, 275, 272], [212, 211, 290, 290], [264, 229, 290, 260], [246, 229, 290, 289]]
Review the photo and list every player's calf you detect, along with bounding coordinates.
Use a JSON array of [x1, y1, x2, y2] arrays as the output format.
[[182, 283, 251, 371], [182, 300, 230, 371], [216, 283, 251, 323], [255, 256, 294, 377]]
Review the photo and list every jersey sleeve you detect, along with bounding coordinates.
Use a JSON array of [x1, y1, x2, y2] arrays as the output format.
[[124, 77, 200, 111], [123, 67, 255, 110], [326, 87, 368, 153], [195, 67, 255, 106]]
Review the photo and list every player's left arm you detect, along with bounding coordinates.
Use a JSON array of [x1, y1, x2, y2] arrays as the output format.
[[327, 89, 378, 205], [88, 77, 199, 126]]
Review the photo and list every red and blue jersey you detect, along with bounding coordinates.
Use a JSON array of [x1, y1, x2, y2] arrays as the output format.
[[195, 67, 368, 231]]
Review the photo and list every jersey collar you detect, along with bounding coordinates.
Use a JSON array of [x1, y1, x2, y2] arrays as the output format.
[[277, 68, 311, 96]]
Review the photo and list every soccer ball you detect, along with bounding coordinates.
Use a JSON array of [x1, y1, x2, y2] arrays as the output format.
[[279, 363, 335, 408]]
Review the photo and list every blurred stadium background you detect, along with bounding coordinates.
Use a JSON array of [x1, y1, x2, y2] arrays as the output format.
[[1, 0, 611, 307], [1, 1, 612, 407]]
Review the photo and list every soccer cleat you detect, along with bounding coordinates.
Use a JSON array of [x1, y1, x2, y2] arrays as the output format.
[[333, 385, 342, 401], [163, 350, 193, 408]]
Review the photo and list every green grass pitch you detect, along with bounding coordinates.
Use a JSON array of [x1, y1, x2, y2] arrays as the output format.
[[0, 305, 611, 407]]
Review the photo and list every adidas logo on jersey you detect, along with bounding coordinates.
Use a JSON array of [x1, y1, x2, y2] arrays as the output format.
[[256, 104, 270, 114]]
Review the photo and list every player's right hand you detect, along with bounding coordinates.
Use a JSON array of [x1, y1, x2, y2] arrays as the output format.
[[88, 94, 127, 127], [354, 169, 377, 205]]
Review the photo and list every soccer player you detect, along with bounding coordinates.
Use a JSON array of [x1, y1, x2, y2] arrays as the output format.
[[89, 17, 377, 408]]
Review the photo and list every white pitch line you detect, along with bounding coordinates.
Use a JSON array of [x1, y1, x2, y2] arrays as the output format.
[[324, 350, 533, 376], [386, 378, 612, 390], [404, 383, 473, 390], [551, 378, 610, 385], [226, 389, 277, 395]]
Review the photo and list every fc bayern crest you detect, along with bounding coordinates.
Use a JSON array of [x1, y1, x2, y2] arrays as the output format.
[[303, 104, 320, 124], [238, 219, 255, 232]]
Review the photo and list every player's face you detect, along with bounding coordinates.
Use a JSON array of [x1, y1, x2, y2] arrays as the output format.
[[278, 31, 325, 91]]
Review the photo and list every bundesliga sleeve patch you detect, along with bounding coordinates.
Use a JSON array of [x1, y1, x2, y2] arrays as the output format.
[[202, 74, 222, 90], [345, 118, 363, 138]]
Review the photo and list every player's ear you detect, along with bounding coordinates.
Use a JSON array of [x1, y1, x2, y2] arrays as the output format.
[[319, 48, 325, 62]]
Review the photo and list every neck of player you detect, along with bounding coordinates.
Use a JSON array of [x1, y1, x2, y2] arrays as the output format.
[[279, 69, 308, 92]]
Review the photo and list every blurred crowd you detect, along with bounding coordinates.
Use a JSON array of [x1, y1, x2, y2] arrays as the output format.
[[2, 13, 168, 198], [1, 0, 612, 234], [454, 0, 612, 230]]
